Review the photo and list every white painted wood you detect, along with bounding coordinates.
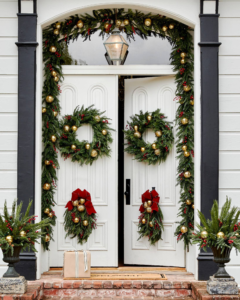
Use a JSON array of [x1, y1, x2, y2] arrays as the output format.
[[219, 38, 240, 56], [219, 152, 240, 170], [219, 113, 240, 131], [219, 95, 240, 112], [219, 171, 240, 189], [220, 133, 240, 150], [219, 190, 240, 207], [0, 133, 17, 150], [0, 76, 18, 93], [219, 57, 240, 75], [219, 18, 240, 37], [50, 74, 118, 267], [0, 57, 18, 74], [219, 76, 240, 94], [0, 2, 18, 18], [0, 19, 17, 37], [124, 76, 184, 267], [0, 153, 17, 170], [219, 2, 240, 18], [0, 114, 17, 131], [0, 171, 17, 188], [0, 95, 18, 112], [0, 38, 18, 56]]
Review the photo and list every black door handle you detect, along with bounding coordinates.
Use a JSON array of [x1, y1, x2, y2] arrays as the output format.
[[125, 179, 130, 205]]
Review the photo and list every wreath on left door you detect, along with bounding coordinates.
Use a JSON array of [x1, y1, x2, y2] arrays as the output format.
[[59, 105, 114, 165], [64, 188, 97, 244]]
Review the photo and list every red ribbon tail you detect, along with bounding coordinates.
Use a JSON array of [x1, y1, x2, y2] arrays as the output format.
[[65, 201, 73, 211]]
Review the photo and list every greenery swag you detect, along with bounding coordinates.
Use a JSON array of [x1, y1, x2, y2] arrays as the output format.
[[64, 189, 97, 244], [42, 8, 194, 249], [124, 110, 174, 165], [138, 189, 164, 244]]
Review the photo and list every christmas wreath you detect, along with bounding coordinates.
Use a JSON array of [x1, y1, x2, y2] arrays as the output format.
[[59, 105, 114, 165], [124, 110, 174, 165], [138, 189, 164, 244], [64, 189, 97, 244]]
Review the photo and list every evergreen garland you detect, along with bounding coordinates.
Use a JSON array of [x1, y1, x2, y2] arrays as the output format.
[[59, 105, 114, 165], [124, 109, 174, 165], [42, 8, 194, 249]]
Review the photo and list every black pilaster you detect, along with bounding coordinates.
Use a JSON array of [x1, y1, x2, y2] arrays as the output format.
[[198, 11, 221, 280], [15, 12, 38, 281]]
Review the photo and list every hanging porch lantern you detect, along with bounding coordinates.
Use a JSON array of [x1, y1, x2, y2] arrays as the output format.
[[103, 28, 129, 65]]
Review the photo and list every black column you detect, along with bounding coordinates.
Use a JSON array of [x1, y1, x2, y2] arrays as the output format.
[[198, 12, 221, 280], [15, 12, 38, 280]]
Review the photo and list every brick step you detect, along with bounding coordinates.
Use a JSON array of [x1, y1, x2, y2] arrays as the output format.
[[43, 296, 193, 300]]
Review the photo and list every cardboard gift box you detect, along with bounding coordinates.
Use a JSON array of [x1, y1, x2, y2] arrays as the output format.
[[63, 250, 91, 278]]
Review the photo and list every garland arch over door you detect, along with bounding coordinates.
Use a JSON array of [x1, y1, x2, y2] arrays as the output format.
[[41, 8, 194, 251]]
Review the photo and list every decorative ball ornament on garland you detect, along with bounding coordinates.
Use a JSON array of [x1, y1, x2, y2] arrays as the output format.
[[217, 232, 225, 239], [6, 236, 13, 244], [77, 20, 84, 29], [42, 107, 47, 113], [43, 183, 51, 190], [115, 19, 122, 27], [180, 226, 188, 233], [59, 105, 114, 165], [123, 19, 130, 26], [144, 18, 152, 27], [64, 189, 97, 244], [124, 109, 174, 165], [49, 46, 57, 53], [138, 189, 164, 245], [45, 235, 50, 242], [162, 25, 168, 32]]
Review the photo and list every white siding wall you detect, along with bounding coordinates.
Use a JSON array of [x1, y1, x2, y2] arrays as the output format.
[[219, 1, 240, 283], [0, 0, 18, 276]]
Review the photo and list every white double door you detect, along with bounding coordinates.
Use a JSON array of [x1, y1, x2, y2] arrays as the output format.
[[124, 76, 185, 267], [50, 74, 184, 268]]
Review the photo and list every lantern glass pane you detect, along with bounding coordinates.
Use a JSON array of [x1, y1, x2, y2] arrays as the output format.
[[105, 43, 123, 60], [121, 44, 128, 60]]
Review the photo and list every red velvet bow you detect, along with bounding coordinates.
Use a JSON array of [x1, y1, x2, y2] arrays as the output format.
[[65, 189, 96, 215], [139, 189, 160, 213]]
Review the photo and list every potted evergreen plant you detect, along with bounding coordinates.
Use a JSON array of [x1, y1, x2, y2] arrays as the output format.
[[0, 200, 50, 278], [192, 198, 240, 278]]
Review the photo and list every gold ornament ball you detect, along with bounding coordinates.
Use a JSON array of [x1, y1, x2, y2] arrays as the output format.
[[85, 143, 90, 150], [43, 183, 51, 190], [73, 217, 80, 223], [53, 76, 59, 82], [141, 218, 146, 224], [91, 149, 98, 158], [53, 29, 59, 35], [190, 100, 194, 106], [83, 220, 88, 227], [140, 147, 145, 152], [134, 131, 141, 138], [200, 230, 208, 239], [77, 20, 84, 29], [6, 235, 13, 244], [180, 58, 185, 65], [184, 151, 190, 157], [182, 145, 187, 151], [51, 70, 57, 77], [50, 135, 57, 142], [144, 18, 152, 27], [46, 95, 54, 103], [19, 230, 26, 237], [235, 233, 239, 236], [155, 130, 162, 137], [147, 200, 152, 207], [48, 212, 53, 218], [143, 202, 148, 209], [42, 107, 47, 113], [104, 23, 110, 30], [55, 22, 61, 29], [180, 52, 187, 58], [72, 125, 78, 132], [169, 23, 174, 29], [192, 204, 195, 209], [102, 129, 108, 136], [77, 205, 85, 212], [80, 198, 85, 205], [45, 160, 51, 166], [49, 46, 57, 53], [186, 199, 192, 205], [123, 19, 130, 26], [149, 221, 153, 227], [147, 115, 152, 122], [53, 111, 58, 117], [162, 25, 168, 32], [94, 115, 101, 122], [44, 208, 50, 214], [181, 118, 189, 125], [151, 143, 157, 150], [180, 226, 188, 233], [184, 171, 191, 178], [71, 144, 76, 150], [217, 232, 225, 239], [133, 125, 139, 132], [146, 207, 152, 213], [64, 125, 70, 132], [155, 149, 161, 156], [115, 19, 122, 27], [72, 200, 79, 207], [45, 235, 50, 242], [183, 85, 191, 92]]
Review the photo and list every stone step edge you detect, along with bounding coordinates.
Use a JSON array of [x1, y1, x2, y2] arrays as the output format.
[[42, 296, 193, 300]]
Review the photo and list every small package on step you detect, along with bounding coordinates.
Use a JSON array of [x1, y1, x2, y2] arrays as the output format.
[[63, 250, 91, 278]]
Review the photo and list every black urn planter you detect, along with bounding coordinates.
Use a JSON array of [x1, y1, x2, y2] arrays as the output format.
[[212, 246, 231, 278], [2, 246, 22, 278]]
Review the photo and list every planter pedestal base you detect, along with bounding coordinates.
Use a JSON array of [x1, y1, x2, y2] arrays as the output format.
[[0, 276, 27, 294], [207, 276, 238, 295]]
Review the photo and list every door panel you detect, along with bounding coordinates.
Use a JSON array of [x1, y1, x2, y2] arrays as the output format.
[[50, 75, 118, 267], [124, 76, 184, 267]]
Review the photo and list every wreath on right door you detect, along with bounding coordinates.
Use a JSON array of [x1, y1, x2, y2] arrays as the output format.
[[123, 109, 174, 165]]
